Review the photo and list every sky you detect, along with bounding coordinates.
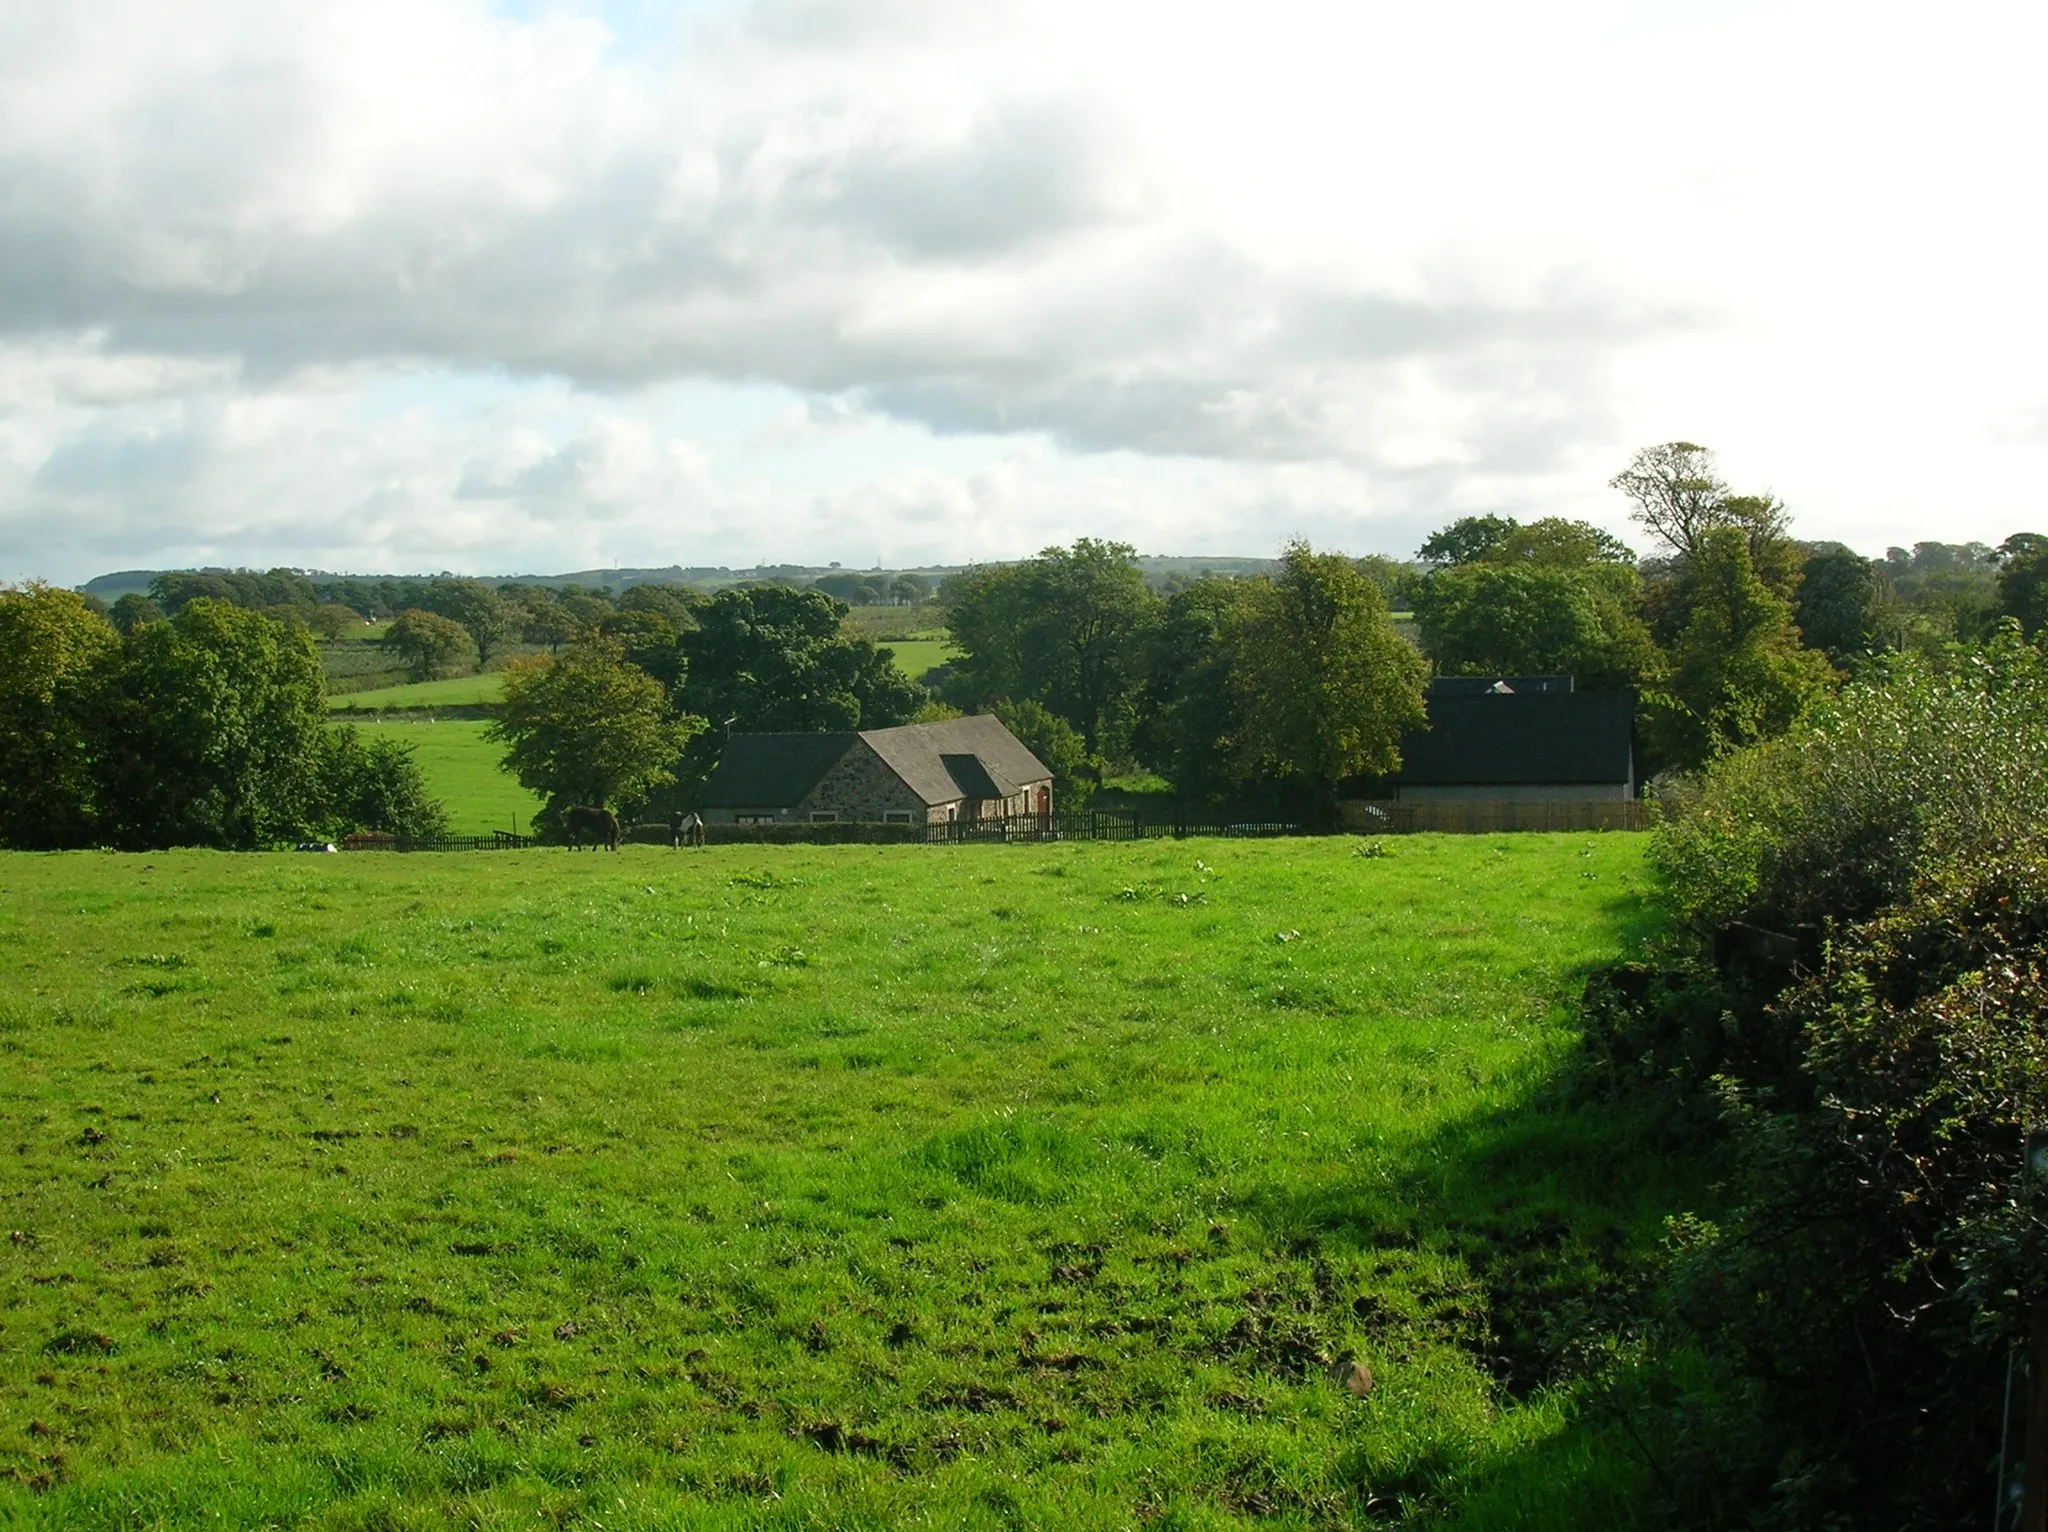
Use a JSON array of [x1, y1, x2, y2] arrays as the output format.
[[2, 0, 2045, 585]]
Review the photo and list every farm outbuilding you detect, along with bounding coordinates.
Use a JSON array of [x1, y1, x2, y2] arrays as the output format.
[[701, 715, 1053, 826], [1379, 676, 1636, 802]]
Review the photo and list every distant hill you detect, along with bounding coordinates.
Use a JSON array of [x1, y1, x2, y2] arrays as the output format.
[[80, 554, 1280, 599]]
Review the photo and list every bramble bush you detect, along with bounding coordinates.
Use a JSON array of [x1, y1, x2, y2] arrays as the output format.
[[1589, 624, 2048, 1527]]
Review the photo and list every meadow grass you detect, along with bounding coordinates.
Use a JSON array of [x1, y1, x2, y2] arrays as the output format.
[[348, 721, 546, 838], [878, 638, 957, 683], [327, 673, 508, 712], [0, 836, 1669, 1528]]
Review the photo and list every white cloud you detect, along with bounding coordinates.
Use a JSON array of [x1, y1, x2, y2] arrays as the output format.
[[2, 0, 2047, 582]]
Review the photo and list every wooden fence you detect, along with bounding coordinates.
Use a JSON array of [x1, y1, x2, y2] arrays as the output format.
[[343, 830, 533, 852], [339, 801, 1643, 851], [1337, 798, 1649, 834]]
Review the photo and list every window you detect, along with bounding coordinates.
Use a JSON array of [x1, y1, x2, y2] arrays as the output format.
[[809, 811, 838, 823], [735, 814, 772, 825], [883, 810, 914, 824]]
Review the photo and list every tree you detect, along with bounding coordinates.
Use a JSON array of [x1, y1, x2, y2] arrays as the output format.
[[317, 728, 448, 840], [1793, 547, 1881, 663], [97, 601, 331, 849], [383, 608, 473, 681], [1491, 517, 1636, 569], [1229, 543, 1428, 817], [1996, 532, 2048, 637], [309, 603, 362, 643], [994, 700, 1097, 811], [521, 597, 583, 651], [1646, 527, 1835, 769], [678, 585, 925, 735], [109, 593, 165, 635], [1413, 564, 1661, 690], [1417, 514, 1518, 567], [616, 583, 699, 631], [1612, 442, 1797, 591], [597, 607, 687, 691], [0, 583, 120, 848], [1609, 442, 1731, 563], [1133, 577, 1261, 804], [942, 539, 1159, 760], [890, 573, 931, 606], [489, 640, 703, 826], [425, 579, 517, 666]]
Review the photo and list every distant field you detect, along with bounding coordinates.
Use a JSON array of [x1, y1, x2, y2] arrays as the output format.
[[0, 835, 1668, 1527], [349, 719, 544, 836], [840, 605, 943, 643], [880, 636, 958, 682], [327, 672, 507, 711]]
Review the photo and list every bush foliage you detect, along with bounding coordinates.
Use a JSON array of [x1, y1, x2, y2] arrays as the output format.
[[1590, 623, 2048, 1527]]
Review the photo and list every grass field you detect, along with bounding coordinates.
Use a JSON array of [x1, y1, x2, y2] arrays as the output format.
[[327, 673, 507, 712], [349, 721, 545, 837], [879, 638, 957, 683], [0, 836, 1668, 1528]]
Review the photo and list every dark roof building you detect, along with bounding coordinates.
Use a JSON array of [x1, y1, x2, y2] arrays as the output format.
[[1381, 676, 1635, 801], [701, 715, 1055, 825]]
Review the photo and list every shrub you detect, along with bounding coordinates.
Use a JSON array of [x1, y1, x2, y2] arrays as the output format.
[[1643, 846, 2048, 1527], [1590, 624, 2048, 1526], [319, 728, 448, 840]]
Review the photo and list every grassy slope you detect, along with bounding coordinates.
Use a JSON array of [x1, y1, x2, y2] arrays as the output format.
[[347, 721, 545, 838], [0, 837, 1664, 1528], [326, 673, 507, 711], [878, 637, 957, 682]]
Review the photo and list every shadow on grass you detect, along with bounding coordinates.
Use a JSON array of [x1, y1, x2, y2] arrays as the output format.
[[1238, 927, 1702, 1529]]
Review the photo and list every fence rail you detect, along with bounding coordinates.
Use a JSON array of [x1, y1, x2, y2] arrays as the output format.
[[343, 830, 533, 852], [339, 800, 1645, 851]]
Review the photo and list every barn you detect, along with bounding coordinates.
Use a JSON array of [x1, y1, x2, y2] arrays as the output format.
[[700, 715, 1054, 826], [1384, 676, 1636, 802]]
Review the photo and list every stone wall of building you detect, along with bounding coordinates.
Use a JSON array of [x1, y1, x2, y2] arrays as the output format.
[[794, 741, 939, 823]]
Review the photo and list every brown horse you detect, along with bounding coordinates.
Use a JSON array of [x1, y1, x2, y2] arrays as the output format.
[[563, 804, 621, 851]]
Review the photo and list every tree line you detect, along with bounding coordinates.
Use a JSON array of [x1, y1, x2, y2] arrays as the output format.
[[0, 590, 444, 850], [16, 437, 2048, 845]]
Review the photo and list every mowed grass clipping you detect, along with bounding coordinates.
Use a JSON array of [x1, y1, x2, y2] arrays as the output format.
[[350, 721, 545, 838], [326, 672, 507, 712], [0, 836, 1664, 1529]]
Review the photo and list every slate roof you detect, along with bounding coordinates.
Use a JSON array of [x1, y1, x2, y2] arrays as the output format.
[[1394, 691, 1634, 787], [700, 731, 858, 808], [1429, 675, 1576, 696], [700, 715, 1053, 810], [862, 715, 1050, 805]]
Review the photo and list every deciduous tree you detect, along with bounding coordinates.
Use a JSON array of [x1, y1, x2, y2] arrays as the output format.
[[383, 608, 473, 681], [1229, 543, 1427, 816], [1995, 532, 2048, 636], [97, 600, 331, 849], [1647, 528, 1835, 769], [1414, 564, 1661, 689], [942, 539, 1158, 759], [426, 579, 517, 665], [489, 640, 703, 824], [677, 585, 924, 736], [0, 583, 120, 848]]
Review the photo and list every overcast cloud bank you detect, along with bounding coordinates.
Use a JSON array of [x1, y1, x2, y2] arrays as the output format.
[[2, 0, 2044, 582]]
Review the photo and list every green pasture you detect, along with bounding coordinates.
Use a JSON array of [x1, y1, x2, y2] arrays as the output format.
[[327, 672, 507, 712], [0, 836, 1669, 1527], [880, 637, 958, 683], [349, 720, 544, 837]]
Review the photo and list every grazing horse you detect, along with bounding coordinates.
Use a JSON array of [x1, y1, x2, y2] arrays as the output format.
[[675, 811, 705, 848], [563, 804, 621, 851]]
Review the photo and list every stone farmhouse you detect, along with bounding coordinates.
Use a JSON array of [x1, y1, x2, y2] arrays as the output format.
[[700, 715, 1054, 826], [1381, 676, 1636, 802]]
